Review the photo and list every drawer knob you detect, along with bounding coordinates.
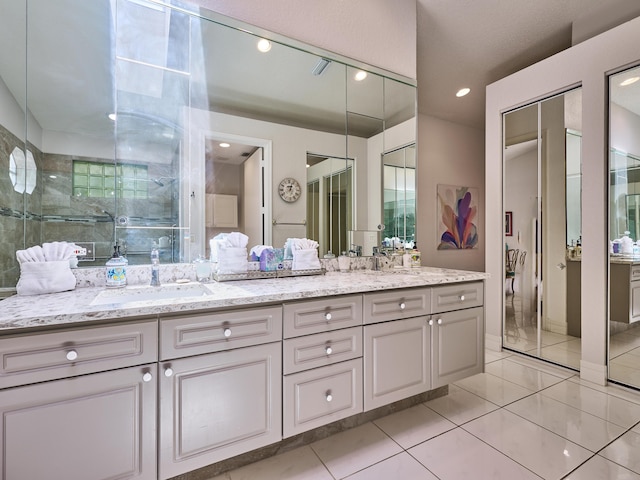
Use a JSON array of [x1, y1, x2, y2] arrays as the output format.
[[164, 367, 174, 377], [428, 319, 433, 326], [325, 391, 333, 402], [142, 372, 153, 383], [459, 295, 465, 301], [399, 302, 406, 310], [437, 318, 443, 325], [66, 350, 78, 361], [325, 346, 333, 355], [325, 312, 332, 321], [223, 328, 232, 338]]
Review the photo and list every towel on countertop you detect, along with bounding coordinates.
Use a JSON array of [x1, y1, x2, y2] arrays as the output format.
[[284, 238, 319, 259], [210, 232, 249, 263], [15, 241, 77, 295], [217, 247, 248, 274], [288, 238, 320, 271]]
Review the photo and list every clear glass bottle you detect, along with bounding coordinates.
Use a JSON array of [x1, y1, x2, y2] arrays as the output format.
[[150, 243, 160, 286]]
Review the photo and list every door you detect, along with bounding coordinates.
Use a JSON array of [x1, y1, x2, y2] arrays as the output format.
[[0, 364, 157, 480], [363, 316, 430, 411], [159, 342, 281, 479]]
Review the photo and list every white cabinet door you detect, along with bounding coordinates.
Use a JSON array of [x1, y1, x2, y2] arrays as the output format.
[[0, 364, 157, 480], [363, 316, 430, 411], [159, 342, 281, 479], [431, 306, 484, 388]]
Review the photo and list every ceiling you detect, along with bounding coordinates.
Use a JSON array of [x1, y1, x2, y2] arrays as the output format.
[[417, 0, 640, 130]]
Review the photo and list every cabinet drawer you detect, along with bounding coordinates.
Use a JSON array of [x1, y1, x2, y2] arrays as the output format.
[[0, 319, 158, 389], [160, 306, 282, 360], [632, 266, 640, 281], [283, 326, 362, 375], [283, 295, 362, 338], [363, 288, 430, 324], [431, 282, 483, 313], [283, 359, 362, 438]]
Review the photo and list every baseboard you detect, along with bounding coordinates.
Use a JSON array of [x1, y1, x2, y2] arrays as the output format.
[[485, 333, 502, 352], [580, 359, 607, 385]]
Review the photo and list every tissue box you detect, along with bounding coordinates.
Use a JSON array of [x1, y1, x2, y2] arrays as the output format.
[[260, 248, 284, 271]]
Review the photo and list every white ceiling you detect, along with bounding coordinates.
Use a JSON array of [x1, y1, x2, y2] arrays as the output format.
[[417, 0, 640, 130]]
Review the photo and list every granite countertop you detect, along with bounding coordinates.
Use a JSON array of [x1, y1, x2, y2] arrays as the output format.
[[0, 267, 488, 332]]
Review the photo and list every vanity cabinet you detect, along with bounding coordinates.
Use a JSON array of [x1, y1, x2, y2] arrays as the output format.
[[0, 319, 158, 480], [364, 282, 484, 411], [282, 297, 363, 437], [610, 263, 640, 324], [158, 307, 283, 480]]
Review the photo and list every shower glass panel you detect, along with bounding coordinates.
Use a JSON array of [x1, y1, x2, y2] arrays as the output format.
[[503, 88, 582, 370]]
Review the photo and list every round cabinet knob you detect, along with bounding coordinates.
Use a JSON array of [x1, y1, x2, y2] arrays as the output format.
[[66, 350, 78, 361], [325, 346, 333, 355], [142, 372, 153, 383], [164, 367, 174, 377], [223, 328, 232, 338], [428, 319, 434, 326], [325, 313, 332, 321], [325, 391, 333, 402], [399, 302, 406, 310], [459, 295, 465, 301], [437, 318, 443, 325]]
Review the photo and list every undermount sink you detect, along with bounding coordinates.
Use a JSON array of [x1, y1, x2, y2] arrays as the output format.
[[91, 282, 211, 306]]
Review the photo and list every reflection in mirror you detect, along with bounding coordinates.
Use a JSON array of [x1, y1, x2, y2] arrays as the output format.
[[0, 0, 416, 289], [503, 88, 582, 371], [382, 145, 416, 248], [608, 65, 640, 389]]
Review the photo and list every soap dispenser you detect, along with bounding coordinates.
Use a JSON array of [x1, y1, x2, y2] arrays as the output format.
[[105, 245, 127, 288]]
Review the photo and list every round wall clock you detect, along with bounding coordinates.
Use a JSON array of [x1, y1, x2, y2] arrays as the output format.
[[278, 177, 302, 203]]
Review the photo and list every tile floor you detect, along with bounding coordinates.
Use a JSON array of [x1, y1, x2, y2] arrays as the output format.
[[210, 350, 640, 480]]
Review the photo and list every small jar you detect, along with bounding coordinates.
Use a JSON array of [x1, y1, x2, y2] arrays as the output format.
[[105, 256, 127, 288], [194, 255, 212, 282], [338, 252, 350, 272]]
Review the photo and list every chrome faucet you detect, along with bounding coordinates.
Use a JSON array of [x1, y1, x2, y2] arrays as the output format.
[[372, 247, 388, 271]]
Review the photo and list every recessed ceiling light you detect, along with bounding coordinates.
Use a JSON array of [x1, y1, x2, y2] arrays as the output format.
[[456, 88, 471, 97], [107, 113, 117, 121], [257, 39, 271, 53], [620, 77, 640, 86], [354, 70, 367, 81], [219, 142, 230, 148]]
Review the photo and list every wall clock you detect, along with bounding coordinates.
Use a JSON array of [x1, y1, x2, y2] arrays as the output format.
[[278, 177, 302, 203]]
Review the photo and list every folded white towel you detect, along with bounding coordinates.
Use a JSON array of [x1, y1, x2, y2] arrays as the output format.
[[16, 260, 76, 296], [291, 238, 319, 251], [292, 248, 321, 271], [16, 245, 45, 264], [43, 241, 75, 261], [217, 246, 248, 274], [210, 232, 250, 262]]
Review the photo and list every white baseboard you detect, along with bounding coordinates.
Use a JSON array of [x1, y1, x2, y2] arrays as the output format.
[[485, 333, 502, 352], [580, 360, 607, 386]]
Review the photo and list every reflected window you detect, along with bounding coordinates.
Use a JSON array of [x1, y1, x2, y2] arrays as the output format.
[[9, 147, 25, 194], [72, 160, 148, 199]]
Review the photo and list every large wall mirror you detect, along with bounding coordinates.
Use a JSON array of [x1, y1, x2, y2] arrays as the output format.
[[0, 0, 416, 290], [502, 88, 582, 370], [608, 64, 640, 389]]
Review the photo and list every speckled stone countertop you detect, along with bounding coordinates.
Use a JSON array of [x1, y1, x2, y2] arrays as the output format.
[[0, 267, 488, 332]]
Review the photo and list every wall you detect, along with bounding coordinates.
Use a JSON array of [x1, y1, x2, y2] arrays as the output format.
[[417, 114, 485, 271], [191, 0, 417, 81], [486, 15, 640, 385]]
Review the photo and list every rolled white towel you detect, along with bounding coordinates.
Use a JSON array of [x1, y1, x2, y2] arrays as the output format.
[[16, 245, 45, 264], [43, 241, 74, 261]]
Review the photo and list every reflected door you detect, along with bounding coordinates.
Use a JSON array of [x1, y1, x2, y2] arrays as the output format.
[[503, 88, 582, 371]]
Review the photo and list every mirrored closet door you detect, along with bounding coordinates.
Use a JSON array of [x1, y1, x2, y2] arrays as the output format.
[[503, 88, 582, 370]]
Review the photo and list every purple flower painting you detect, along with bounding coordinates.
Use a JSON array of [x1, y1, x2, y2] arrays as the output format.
[[437, 185, 479, 250]]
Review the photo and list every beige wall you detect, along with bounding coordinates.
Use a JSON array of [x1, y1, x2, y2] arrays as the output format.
[[417, 114, 485, 271], [190, 0, 417, 80]]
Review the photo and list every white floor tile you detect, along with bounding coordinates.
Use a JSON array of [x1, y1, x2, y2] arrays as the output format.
[[503, 353, 576, 379], [600, 430, 640, 475], [505, 393, 625, 452], [373, 403, 455, 449], [424, 384, 499, 425], [409, 427, 541, 480], [454, 372, 534, 406], [462, 409, 592, 479], [310, 422, 402, 479], [485, 349, 512, 364], [219, 446, 332, 480], [485, 358, 566, 391], [344, 452, 438, 480], [564, 455, 640, 480], [567, 376, 640, 405], [541, 381, 640, 428]]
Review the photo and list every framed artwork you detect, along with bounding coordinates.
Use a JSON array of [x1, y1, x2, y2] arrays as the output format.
[[437, 184, 479, 250], [505, 211, 513, 236]]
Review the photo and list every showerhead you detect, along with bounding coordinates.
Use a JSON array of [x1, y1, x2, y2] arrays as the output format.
[[151, 177, 175, 187]]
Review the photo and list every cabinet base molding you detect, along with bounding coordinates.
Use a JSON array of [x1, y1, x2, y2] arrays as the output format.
[[166, 385, 448, 480]]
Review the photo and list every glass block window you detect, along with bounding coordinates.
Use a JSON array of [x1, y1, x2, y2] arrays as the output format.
[[72, 160, 148, 199]]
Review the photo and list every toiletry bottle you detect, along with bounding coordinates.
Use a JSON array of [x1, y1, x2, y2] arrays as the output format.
[[105, 245, 127, 288], [410, 243, 421, 267], [403, 249, 412, 267], [150, 243, 160, 286]]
